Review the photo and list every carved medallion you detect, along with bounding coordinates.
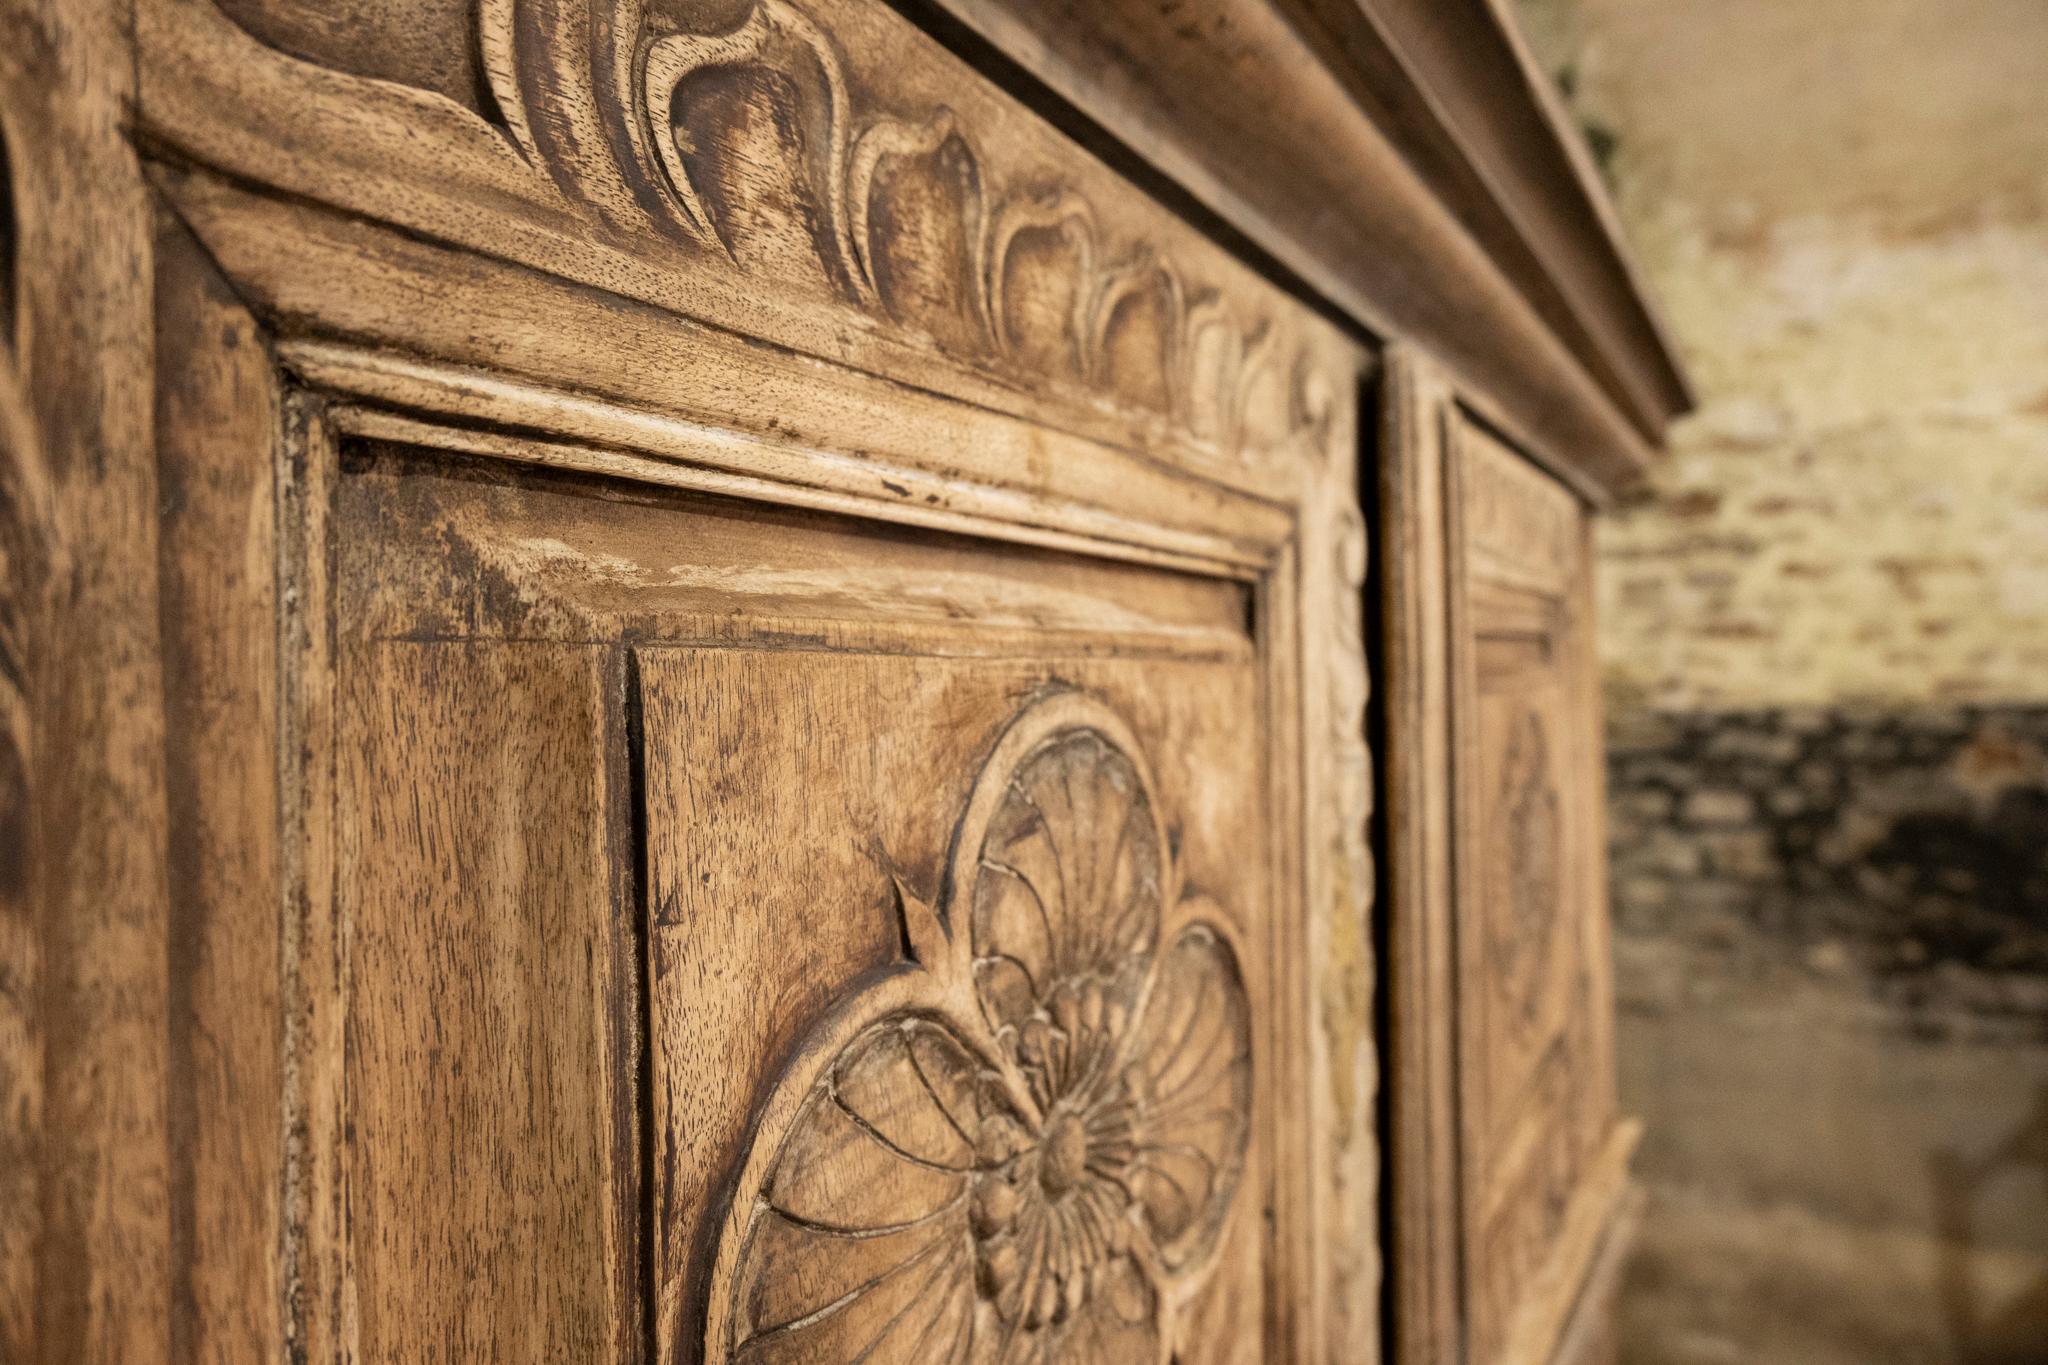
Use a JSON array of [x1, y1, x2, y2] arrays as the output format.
[[1493, 708, 1561, 1029], [702, 693, 1252, 1362]]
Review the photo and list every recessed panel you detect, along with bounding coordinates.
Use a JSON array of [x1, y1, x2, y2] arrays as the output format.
[[330, 441, 1275, 1363], [337, 639, 642, 1361], [1451, 423, 1619, 1365]]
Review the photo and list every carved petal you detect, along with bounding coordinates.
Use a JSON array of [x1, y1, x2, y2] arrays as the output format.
[[989, 1252, 1160, 1365], [645, 0, 860, 298], [971, 727, 1163, 1041], [851, 113, 987, 352], [1125, 924, 1252, 1270], [727, 1017, 1008, 1361]]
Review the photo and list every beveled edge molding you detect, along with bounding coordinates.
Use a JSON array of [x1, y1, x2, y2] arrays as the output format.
[[1377, 347, 1463, 1365], [1498, 1119, 1641, 1365], [915, 0, 1692, 503]]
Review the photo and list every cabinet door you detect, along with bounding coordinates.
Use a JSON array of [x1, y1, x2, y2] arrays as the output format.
[[324, 449, 1286, 1363], [1383, 355, 1636, 1365], [21, 0, 1386, 1361]]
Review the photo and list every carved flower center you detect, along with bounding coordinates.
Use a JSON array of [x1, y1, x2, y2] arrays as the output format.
[[1038, 1111, 1090, 1198]]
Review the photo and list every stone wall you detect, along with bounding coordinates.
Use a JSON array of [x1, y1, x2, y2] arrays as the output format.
[[1606, 701, 2048, 1363], [1610, 706, 2048, 1000], [1513, 1, 2048, 1360], [1518, 0, 2048, 717]]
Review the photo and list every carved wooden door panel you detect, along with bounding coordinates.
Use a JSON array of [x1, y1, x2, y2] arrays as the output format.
[[0, 0, 1377, 1360], [332, 450, 1280, 1362], [1382, 357, 1638, 1365], [1448, 417, 1630, 1365]]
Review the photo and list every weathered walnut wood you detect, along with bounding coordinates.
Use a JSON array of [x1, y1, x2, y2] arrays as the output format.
[[0, 3, 174, 1361], [0, 0, 1677, 1361], [337, 640, 643, 1361], [154, 218, 288, 1365]]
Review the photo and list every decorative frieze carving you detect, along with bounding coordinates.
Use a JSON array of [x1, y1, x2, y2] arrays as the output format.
[[178, 0, 1339, 467], [638, 0, 1284, 446]]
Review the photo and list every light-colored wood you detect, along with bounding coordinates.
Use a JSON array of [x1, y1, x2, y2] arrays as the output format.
[[305, 430, 1342, 1360], [1298, 0, 1692, 430], [139, 0, 1351, 497], [1547, 1180, 1644, 1365], [1382, 347, 1638, 1365], [637, 654, 1270, 1362], [0, 0, 1679, 1360], [1380, 348, 1462, 1365], [336, 640, 643, 1361], [916, 0, 1686, 502]]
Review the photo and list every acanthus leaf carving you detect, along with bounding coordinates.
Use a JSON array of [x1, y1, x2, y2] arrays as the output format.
[[984, 188, 1097, 382], [642, 0, 860, 280], [174, 0, 1354, 479], [849, 109, 989, 351], [1087, 249, 1184, 418], [703, 693, 1252, 1363]]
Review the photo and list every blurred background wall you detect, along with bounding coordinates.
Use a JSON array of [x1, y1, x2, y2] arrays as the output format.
[[1511, 1, 2048, 1360]]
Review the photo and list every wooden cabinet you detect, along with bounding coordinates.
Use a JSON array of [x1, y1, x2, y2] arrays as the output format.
[[0, 1, 1686, 1362]]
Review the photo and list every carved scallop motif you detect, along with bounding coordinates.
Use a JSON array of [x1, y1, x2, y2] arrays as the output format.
[[705, 694, 1252, 1363], [638, 0, 1318, 449], [211, 0, 537, 153]]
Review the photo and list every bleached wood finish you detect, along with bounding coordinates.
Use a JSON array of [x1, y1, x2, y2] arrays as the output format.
[[0, 1, 1681, 1362], [1381, 348, 1643, 1365]]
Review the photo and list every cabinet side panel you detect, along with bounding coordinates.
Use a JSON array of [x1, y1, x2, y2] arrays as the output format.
[[0, 1, 170, 1360]]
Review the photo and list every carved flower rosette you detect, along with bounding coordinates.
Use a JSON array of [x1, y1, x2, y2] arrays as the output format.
[[703, 693, 1254, 1362]]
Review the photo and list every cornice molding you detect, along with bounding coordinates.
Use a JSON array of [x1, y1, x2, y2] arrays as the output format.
[[1343, 0, 1693, 428]]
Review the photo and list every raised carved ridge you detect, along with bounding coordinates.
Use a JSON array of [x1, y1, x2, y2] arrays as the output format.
[[208, 0, 539, 158], [704, 693, 1251, 1361], [158, 0, 1358, 477]]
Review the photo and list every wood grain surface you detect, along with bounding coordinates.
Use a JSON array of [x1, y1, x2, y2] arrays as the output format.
[[0, 0, 1674, 1360], [1381, 348, 1639, 1365]]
